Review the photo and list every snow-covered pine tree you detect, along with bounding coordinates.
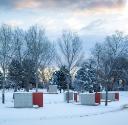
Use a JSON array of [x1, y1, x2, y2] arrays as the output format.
[[75, 62, 97, 92], [22, 58, 36, 91], [52, 66, 72, 91], [8, 59, 23, 91]]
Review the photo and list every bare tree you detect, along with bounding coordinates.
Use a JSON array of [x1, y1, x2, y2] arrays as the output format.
[[57, 30, 83, 73], [0, 24, 15, 103], [25, 25, 55, 92], [11, 28, 25, 92], [92, 31, 128, 106], [103, 31, 128, 105], [56, 30, 83, 103], [13, 28, 24, 63], [91, 43, 103, 88]]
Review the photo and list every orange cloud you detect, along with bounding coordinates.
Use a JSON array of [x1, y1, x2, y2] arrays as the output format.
[[15, 0, 41, 9], [11, 0, 127, 11]]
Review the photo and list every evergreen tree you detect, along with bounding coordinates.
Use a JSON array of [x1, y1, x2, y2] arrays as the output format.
[[8, 58, 36, 91], [52, 66, 72, 91], [22, 58, 36, 91], [75, 62, 97, 92], [8, 59, 22, 91], [111, 57, 128, 90]]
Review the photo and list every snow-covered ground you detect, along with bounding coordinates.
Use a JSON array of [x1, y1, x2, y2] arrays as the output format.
[[0, 90, 128, 125]]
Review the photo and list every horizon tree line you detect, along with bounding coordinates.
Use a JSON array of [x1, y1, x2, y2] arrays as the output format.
[[0, 24, 128, 105]]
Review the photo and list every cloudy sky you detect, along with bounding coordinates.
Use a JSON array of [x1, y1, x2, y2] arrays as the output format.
[[0, 0, 128, 57]]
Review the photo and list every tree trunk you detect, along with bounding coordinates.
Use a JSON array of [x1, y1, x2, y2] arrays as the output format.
[[67, 83, 69, 103], [35, 72, 38, 92], [2, 89, 5, 104], [14, 82, 18, 92], [2, 69, 6, 104], [105, 82, 108, 106], [25, 79, 29, 92]]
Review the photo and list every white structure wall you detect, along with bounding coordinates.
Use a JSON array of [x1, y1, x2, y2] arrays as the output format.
[[14, 92, 33, 108]]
